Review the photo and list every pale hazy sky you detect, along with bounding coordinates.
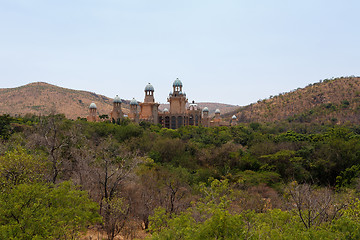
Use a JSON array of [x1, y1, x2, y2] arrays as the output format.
[[0, 0, 359, 105]]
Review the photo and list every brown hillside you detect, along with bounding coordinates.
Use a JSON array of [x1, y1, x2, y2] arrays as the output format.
[[0, 82, 129, 119], [0, 82, 237, 119], [230, 76, 360, 124]]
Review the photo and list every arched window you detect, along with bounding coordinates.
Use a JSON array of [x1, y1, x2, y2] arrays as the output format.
[[171, 116, 176, 129], [165, 116, 170, 129], [189, 115, 194, 126], [177, 116, 183, 128], [159, 116, 164, 126]]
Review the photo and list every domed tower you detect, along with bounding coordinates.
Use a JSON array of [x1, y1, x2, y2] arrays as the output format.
[[186, 100, 202, 126], [129, 98, 139, 123], [110, 95, 123, 121], [231, 115, 237, 126], [87, 103, 99, 122], [168, 78, 187, 114], [144, 83, 155, 103], [201, 107, 210, 127], [139, 83, 159, 124], [215, 109, 221, 119]]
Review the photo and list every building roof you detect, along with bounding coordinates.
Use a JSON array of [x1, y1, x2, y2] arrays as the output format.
[[89, 103, 97, 109], [163, 108, 169, 113], [215, 109, 221, 114], [202, 107, 209, 112], [145, 83, 154, 91], [173, 78, 183, 87], [113, 95, 122, 103], [130, 98, 138, 105], [232, 115, 237, 119]]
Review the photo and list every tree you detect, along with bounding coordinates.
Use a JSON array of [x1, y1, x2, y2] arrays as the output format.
[[133, 160, 191, 230], [90, 137, 142, 240], [26, 114, 73, 183], [0, 181, 101, 239], [0, 147, 48, 187], [285, 182, 347, 229]]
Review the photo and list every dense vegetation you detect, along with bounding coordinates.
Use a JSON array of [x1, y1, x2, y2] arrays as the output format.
[[2, 114, 360, 239]]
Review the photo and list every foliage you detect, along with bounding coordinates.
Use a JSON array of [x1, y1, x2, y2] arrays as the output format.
[[0, 181, 101, 239], [0, 147, 48, 187], [3, 114, 360, 238]]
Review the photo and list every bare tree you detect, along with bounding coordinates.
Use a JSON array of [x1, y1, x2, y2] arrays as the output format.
[[286, 182, 348, 229], [89, 137, 142, 240], [26, 115, 73, 183]]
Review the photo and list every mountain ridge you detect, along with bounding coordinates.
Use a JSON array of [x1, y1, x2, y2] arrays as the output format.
[[0, 82, 238, 119], [225, 76, 360, 124]]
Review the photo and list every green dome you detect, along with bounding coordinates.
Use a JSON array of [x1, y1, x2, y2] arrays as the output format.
[[173, 78, 183, 87], [145, 83, 154, 91], [130, 98, 138, 105], [113, 95, 122, 103], [89, 103, 97, 109]]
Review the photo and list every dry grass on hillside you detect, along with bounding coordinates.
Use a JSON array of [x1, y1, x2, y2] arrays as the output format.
[[0, 82, 237, 119], [0, 82, 129, 119], [231, 77, 360, 124]]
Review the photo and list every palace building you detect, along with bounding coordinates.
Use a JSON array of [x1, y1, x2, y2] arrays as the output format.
[[87, 78, 236, 128]]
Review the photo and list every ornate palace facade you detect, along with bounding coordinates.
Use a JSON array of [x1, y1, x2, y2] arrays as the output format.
[[87, 78, 237, 129]]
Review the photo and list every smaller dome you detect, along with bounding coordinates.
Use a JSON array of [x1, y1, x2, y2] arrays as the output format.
[[145, 83, 154, 91], [173, 78, 183, 87], [130, 98, 138, 105], [113, 95, 122, 103], [215, 109, 221, 114], [179, 91, 183, 95], [202, 107, 209, 112], [89, 103, 97, 109], [183, 92, 186, 96], [232, 115, 237, 119], [163, 108, 169, 113]]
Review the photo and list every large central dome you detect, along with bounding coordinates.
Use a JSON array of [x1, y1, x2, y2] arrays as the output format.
[[173, 78, 183, 87]]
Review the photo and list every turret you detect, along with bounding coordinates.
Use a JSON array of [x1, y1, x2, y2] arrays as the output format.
[[144, 83, 155, 102], [129, 98, 139, 123], [110, 95, 123, 121], [87, 103, 98, 122]]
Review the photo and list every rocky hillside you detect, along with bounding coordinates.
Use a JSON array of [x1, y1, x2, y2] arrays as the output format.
[[0, 82, 237, 119], [0, 82, 128, 119], [227, 76, 360, 124]]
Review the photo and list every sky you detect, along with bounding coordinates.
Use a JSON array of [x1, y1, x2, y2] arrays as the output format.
[[0, 0, 359, 106]]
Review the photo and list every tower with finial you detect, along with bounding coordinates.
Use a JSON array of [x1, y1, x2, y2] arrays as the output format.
[[87, 103, 99, 122], [139, 83, 159, 123], [202, 107, 209, 127], [231, 115, 237, 126], [168, 78, 187, 114], [110, 95, 123, 121], [129, 98, 139, 123]]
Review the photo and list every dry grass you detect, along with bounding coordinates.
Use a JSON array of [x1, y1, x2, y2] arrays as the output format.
[[231, 76, 360, 124], [0, 82, 129, 119], [0, 82, 237, 119]]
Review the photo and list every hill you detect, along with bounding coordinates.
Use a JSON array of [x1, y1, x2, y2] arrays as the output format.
[[0, 82, 127, 119], [0, 82, 237, 119], [227, 76, 360, 124]]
